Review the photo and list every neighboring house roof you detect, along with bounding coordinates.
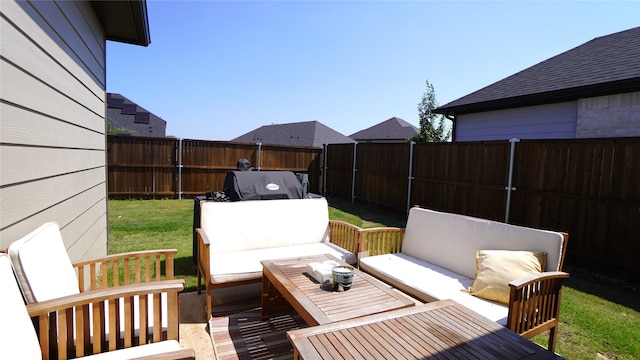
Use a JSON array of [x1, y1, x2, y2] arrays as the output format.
[[107, 93, 166, 137], [91, 1, 150, 46], [435, 27, 640, 116], [349, 117, 418, 142], [232, 121, 355, 147]]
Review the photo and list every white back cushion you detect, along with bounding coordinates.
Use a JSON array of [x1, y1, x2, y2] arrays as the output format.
[[402, 207, 565, 279], [200, 198, 330, 253], [8, 221, 80, 303], [0, 254, 42, 360]]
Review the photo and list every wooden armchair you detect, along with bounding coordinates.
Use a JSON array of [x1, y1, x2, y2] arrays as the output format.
[[0, 253, 195, 360], [7, 222, 181, 348]]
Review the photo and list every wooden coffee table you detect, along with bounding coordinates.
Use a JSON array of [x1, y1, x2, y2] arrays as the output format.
[[287, 299, 564, 360], [261, 254, 415, 326]]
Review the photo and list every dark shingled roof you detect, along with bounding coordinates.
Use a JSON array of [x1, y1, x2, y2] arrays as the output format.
[[435, 27, 640, 115], [232, 121, 355, 147], [349, 117, 418, 141], [107, 93, 166, 137]]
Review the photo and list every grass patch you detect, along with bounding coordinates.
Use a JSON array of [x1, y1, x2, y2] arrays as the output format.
[[107, 198, 639, 360], [108, 199, 197, 290]]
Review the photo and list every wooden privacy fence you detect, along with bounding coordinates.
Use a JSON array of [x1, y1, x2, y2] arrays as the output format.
[[107, 135, 639, 280], [323, 138, 640, 281], [107, 136, 322, 198]]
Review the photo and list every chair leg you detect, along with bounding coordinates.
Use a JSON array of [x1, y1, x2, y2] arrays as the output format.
[[548, 326, 558, 353], [206, 284, 212, 320], [196, 268, 201, 294]]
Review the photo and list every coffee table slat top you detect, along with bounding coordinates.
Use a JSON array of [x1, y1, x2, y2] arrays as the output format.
[[287, 299, 563, 360], [261, 254, 415, 326]]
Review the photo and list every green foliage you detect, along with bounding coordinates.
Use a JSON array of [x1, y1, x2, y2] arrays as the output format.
[[411, 79, 451, 143], [107, 122, 137, 135]]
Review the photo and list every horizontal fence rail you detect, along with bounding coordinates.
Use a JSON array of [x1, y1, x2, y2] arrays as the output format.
[[107, 135, 640, 281]]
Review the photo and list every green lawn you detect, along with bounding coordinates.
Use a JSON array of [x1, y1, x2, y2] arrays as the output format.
[[108, 199, 639, 360]]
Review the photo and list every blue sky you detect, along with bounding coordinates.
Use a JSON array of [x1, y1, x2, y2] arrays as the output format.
[[106, 1, 640, 141]]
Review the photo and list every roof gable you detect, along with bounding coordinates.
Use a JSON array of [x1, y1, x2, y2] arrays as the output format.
[[232, 121, 354, 147], [350, 117, 418, 141], [436, 27, 640, 115], [107, 93, 166, 137]]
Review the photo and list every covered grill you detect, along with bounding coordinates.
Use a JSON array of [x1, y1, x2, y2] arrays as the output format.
[[223, 171, 305, 201]]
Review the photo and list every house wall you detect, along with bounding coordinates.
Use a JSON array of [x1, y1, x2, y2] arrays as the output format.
[[454, 102, 577, 141], [576, 91, 640, 138], [0, 0, 108, 262]]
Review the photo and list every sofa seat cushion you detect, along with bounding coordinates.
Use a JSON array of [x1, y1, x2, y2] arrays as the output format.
[[209, 242, 356, 285], [81, 340, 181, 359], [359, 253, 508, 325], [0, 254, 42, 360]]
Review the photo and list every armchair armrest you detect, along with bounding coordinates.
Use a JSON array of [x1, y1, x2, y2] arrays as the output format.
[[73, 250, 178, 291], [507, 271, 569, 353], [196, 228, 210, 295], [358, 227, 405, 258], [27, 280, 185, 360], [328, 220, 362, 255]]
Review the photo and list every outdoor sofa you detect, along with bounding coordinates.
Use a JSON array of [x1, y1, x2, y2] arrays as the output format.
[[196, 197, 359, 317], [358, 206, 569, 352]]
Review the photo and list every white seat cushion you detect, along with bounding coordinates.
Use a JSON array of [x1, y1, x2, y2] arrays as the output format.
[[210, 242, 357, 284], [81, 340, 181, 359], [8, 221, 79, 303], [0, 254, 42, 360], [359, 253, 508, 325]]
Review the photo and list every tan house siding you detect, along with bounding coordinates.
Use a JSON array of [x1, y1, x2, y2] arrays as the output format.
[[576, 91, 640, 138], [1, 0, 108, 261]]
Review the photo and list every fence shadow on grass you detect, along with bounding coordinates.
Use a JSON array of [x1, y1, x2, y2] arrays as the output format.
[[326, 196, 407, 228], [564, 265, 640, 313]]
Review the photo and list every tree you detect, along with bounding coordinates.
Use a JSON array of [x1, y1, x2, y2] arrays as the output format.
[[410, 79, 451, 142]]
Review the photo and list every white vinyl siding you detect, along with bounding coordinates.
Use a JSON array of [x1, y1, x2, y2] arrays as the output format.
[[1, 0, 108, 262], [455, 102, 577, 142]]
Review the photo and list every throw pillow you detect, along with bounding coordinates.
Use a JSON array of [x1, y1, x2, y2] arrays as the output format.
[[467, 250, 546, 305]]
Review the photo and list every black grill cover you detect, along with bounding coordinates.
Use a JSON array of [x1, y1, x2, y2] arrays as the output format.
[[223, 171, 304, 201]]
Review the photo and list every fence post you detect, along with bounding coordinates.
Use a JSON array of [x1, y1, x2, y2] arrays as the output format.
[[177, 138, 183, 199], [256, 142, 262, 171], [406, 141, 415, 214], [505, 138, 519, 223], [322, 144, 328, 196], [351, 142, 357, 203]]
